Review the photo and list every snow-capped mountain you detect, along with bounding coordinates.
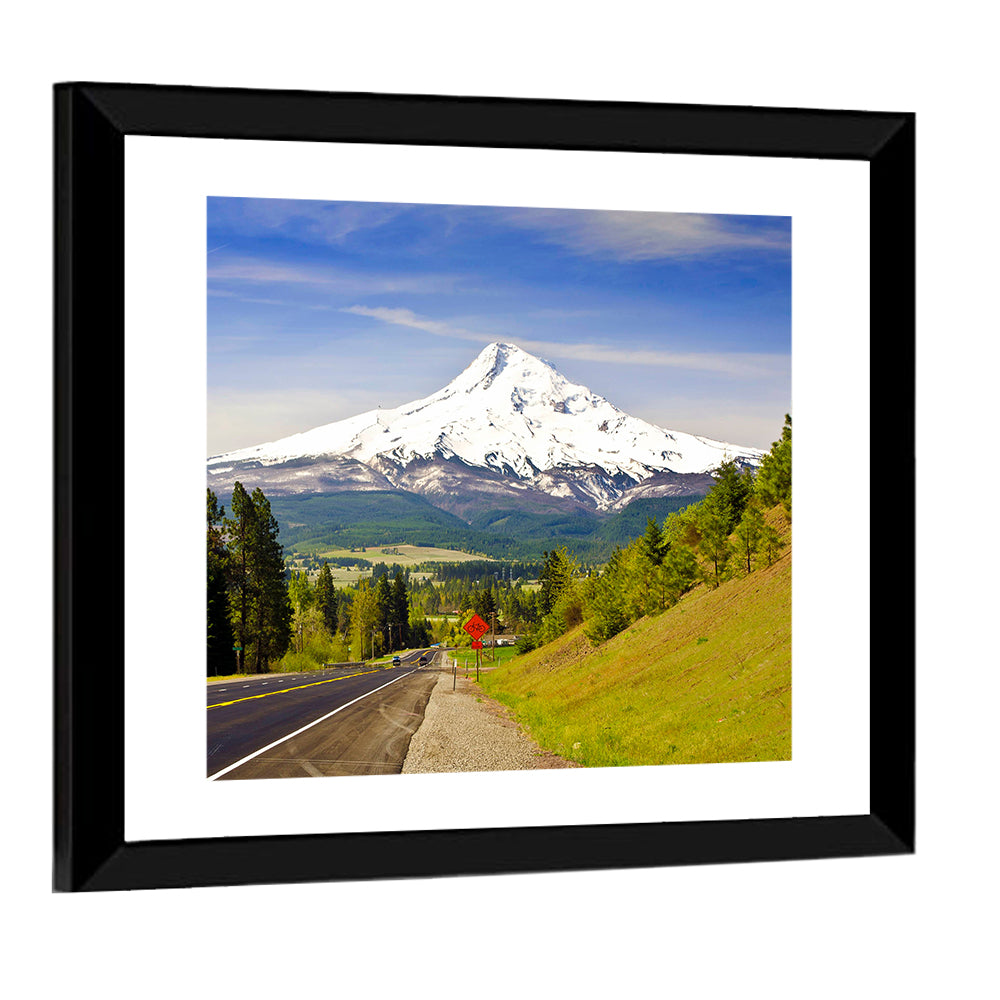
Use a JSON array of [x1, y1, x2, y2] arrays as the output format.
[[207, 342, 763, 514]]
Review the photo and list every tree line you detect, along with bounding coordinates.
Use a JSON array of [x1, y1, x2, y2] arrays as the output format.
[[207, 416, 790, 670], [208, 481, 433, 675], [518, 415, 792, 651]]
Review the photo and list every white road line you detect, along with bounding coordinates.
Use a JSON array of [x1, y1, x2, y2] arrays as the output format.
[[208, 670, 417, 781]]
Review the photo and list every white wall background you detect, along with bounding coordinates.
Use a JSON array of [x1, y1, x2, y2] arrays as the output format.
[[3, 2, 994, 997]]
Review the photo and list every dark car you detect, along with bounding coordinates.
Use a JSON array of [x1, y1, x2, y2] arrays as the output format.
[[418, 654, 429, 666], [392, 656, 401, 666]]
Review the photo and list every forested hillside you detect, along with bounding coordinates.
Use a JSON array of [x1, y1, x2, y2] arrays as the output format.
[[478, 415, 793, 766]]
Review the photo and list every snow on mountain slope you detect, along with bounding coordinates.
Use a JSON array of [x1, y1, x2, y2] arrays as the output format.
[[208, 343, 762, 498]]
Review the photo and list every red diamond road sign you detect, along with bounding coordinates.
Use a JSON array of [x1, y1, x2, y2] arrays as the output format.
[[463, 613, 489, 641]]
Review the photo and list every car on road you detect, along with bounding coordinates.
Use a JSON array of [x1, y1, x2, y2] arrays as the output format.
[[392, 656, 401, 666], [418, 654, 429, 666]]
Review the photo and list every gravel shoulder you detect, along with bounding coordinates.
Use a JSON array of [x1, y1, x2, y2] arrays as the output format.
[[402, 664, 577, 773]]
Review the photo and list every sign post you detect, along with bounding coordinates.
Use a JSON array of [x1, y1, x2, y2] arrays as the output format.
[[462, 614, 489, 684]]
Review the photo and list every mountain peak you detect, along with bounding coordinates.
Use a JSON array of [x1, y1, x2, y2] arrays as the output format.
[[467, 340, 549, 374], [209, 341, 764, 505], [448, 341, 565, 397]]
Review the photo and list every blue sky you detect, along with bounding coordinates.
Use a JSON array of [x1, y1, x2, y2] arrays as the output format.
[[207, 197, 791, 455]]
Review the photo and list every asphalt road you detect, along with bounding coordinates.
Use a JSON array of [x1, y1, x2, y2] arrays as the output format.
[[207, 648, 444, 780]]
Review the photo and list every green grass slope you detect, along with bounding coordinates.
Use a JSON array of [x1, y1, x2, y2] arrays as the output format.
[[480, 531, 791, 767]]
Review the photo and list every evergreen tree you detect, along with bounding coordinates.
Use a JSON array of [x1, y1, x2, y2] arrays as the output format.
[[734, 500, 766, 575], [206, 489, 235, 676], [390, 572, 410, 649], [585, 547, 632, 643], [641, 516, 670, 611], [224, 482, 292, 673], [314, 563, 339, 637], [758, 522, 787, 566], [373, 573, 393, 653], [642, 516, 667, 566], [539, 547, 575, 616], [697, 503, 732, 588], [756, 414, 792, 516], [709, 457, 755, 533], [661, 543, 699, 605], [336, 589, 353, 638], [246, 488, 293, 672], [225, 482, 254, 674]]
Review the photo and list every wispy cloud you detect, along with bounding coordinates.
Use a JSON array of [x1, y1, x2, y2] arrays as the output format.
[[208, 288, 292, 307], [209, 198, 404, 246], [209, 257, 461, 295], [500, 208, 790, 262], [343, 305, 787, 379]]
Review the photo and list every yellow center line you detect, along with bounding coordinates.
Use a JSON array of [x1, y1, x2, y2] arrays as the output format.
[[207, 668, 383, 710]]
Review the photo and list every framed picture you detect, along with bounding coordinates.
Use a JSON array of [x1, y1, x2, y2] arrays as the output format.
[[54, 83, 913, 891]]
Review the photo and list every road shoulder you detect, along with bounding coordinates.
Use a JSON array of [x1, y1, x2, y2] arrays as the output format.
[[402, 665, 577, 773]]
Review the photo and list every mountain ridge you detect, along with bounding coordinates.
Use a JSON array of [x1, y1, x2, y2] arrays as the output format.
[[208, 342, 762, 516]]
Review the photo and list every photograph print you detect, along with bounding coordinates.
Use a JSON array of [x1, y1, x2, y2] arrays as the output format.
[[205, 197, 792, 781]]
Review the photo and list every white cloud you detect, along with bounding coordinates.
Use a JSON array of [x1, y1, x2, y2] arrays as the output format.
[[209, 198, 404, 245], [500, 208, 790, 262], [208, 257, 460, 295], [343, 305, 788, 379]]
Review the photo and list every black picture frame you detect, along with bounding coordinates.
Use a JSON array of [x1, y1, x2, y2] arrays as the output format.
[[54, 83, 914, 892]]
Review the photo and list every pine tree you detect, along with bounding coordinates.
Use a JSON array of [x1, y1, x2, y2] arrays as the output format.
[[225, 482, 254, 674], [314, 563, 339, 637], [585, 547, 632, 643], [697, 503, 731, 588], [539, 547, 575, 616], [373, 573, 393, 654], [641, 517, 670, 610], [206, 489, 235, 676], [709, 457, 755, 533], [246, 488, 292, 672], [734, 500, 766, 575], [390, 572, 410, 650], [758, 522, 787, 566], [756, 414, 792, 516], [224, 482, 292, 673], [662, 543, 699, 605]]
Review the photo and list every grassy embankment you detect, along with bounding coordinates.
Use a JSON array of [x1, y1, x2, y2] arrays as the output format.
[[480, 513, 791, 767]]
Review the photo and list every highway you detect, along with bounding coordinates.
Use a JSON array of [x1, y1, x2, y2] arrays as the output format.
[[207, 648, 444, 780]]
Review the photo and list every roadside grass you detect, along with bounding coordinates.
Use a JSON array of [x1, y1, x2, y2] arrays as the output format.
[[480, 531, 791, 768], [449, 644, 519, 675]]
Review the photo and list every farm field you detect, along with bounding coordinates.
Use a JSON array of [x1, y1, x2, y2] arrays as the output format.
[[287, 544, 496, 585], [305, 544, 491, 565]]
